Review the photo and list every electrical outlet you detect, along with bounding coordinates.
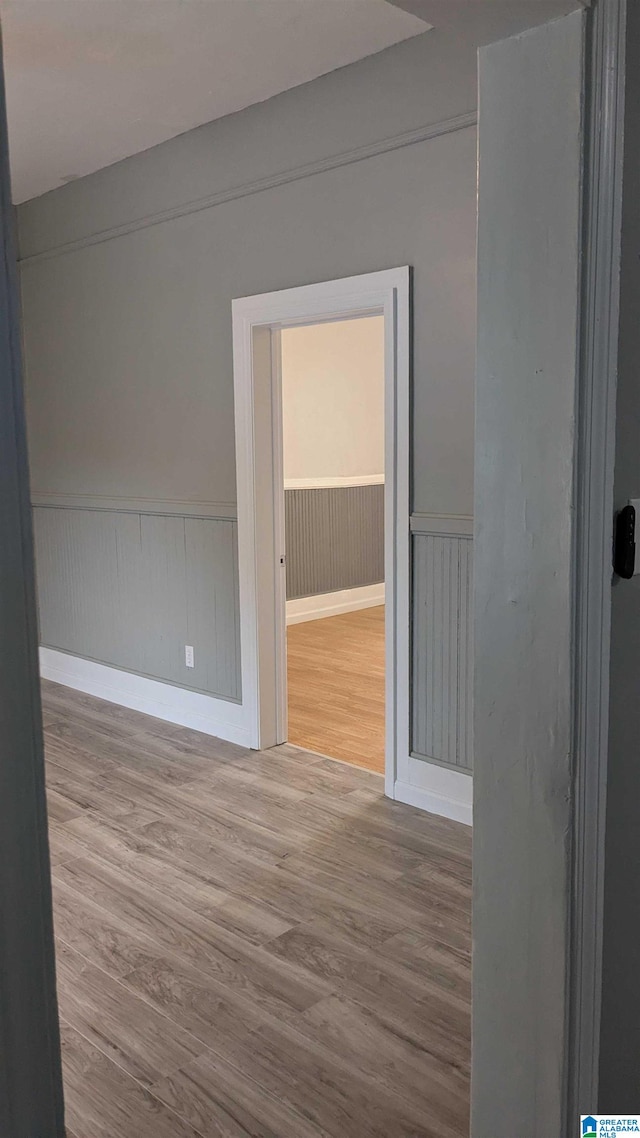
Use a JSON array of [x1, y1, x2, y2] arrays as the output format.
[[185, 645, 195, 669]]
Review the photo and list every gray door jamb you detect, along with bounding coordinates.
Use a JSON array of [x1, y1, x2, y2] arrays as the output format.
[[566, 0, 626, 1123], [0, 35, 65, 1138]]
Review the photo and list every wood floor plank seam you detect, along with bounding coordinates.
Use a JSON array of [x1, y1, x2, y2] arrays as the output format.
[[148, 1051, 333, 1138], [55, 873, 469, 1133], [54, 866, 468, 1128], [57, 933, 371, 1138], [41, 678, 471, 1137], [53, 870, 340, 1057], [53, 933, 257, 1081], [54, 935, 216, 1070], [53, 850, 333, 1006], [60, 1021, 208, 1138], [58, 1014, 212, 1137]]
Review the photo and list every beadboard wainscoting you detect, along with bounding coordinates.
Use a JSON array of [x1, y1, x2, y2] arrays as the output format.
[[285, 484, 384, 600], [406, 513, 473, 807], [33, 501, 473, 819], [33, 504, 241, 703], [382, 513, 473, 826]]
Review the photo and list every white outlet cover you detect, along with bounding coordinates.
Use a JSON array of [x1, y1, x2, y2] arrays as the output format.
[[185, 645, 195, 668]]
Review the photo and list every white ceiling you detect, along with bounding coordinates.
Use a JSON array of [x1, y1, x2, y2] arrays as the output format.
[[0, 0, 429, 203], [387, 0, 584, 43]]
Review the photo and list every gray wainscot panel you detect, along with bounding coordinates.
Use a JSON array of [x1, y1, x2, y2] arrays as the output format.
[[411, 514, 473, 771], [285, 484, 384, 600], [33, 504, 241, 701]]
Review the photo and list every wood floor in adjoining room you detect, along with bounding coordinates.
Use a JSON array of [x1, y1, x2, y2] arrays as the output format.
[[287, 605, 385, 773], [41, 679, 471, 1138]]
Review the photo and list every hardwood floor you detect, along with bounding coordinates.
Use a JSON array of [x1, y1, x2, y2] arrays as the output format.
[[41, 679, 471, 1138], [287, 605, 385, 773]]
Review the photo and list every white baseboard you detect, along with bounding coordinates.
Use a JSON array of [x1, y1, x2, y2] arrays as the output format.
[[38, 646, 472, 826], [286, 583, 385, 625], [39, 647, 251, 748], [393, 759, 473, 826], [393, 779, 472, 826]]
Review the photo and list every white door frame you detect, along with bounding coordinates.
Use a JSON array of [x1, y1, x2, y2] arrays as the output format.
[[232, 267, 409, 796]]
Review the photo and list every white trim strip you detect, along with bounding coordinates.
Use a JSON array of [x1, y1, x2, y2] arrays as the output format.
[[39, 647, 251, 748], [284, 475, 384, 490], [31, 493, 237, 519], [19, 112, 477, 266], [393, 777, 472, 827], [286, 583, 384, 625], [410, 512, 473, 537]]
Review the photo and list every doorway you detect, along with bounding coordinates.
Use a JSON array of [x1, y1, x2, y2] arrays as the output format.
[[281, 315, 386, 773], [232, 268, 409, 795]]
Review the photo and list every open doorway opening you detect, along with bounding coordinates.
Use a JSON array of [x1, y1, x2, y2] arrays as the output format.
[[281, 315, 386, 773], [232, 268, 409, 797]]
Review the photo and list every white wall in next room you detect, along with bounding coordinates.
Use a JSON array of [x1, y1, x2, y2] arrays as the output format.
[[281, 315, 384, 488]]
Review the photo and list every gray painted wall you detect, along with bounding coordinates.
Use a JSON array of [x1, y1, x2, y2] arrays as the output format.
[[472, 11, 584, 1136], [18, 30, 477, 756], [599, 0, 640, 1110], [285, 485, 383, 600], [19, 34, 477, 519], [34, 506, 241, 700]]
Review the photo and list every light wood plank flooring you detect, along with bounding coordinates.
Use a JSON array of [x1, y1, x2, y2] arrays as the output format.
[[42, 679, 471, 1138], [287, 605, 385, 773]]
